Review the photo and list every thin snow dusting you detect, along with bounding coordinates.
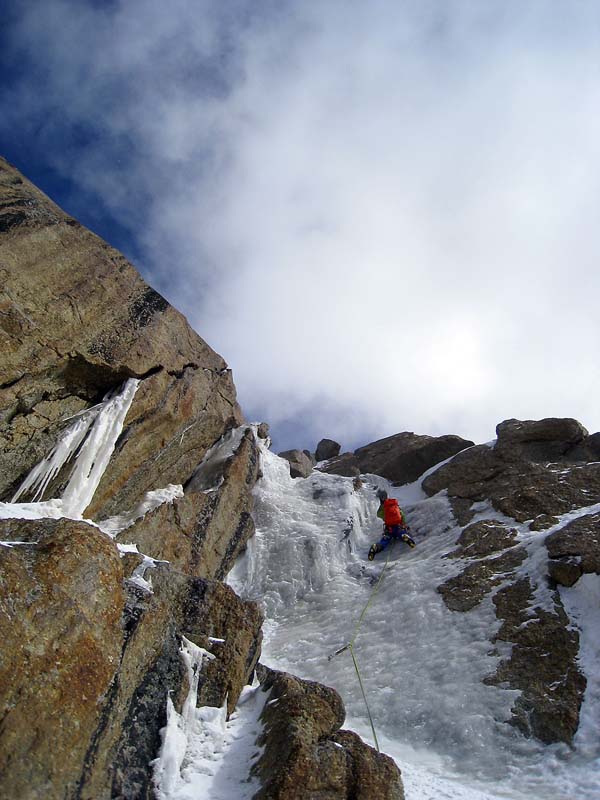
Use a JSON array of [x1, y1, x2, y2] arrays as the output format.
[[0, 540, 39, 548], [153, 637, 266, 800], [119, 545, 169, 593], [185, 426, 247, 493], [229, 439, 600, 800], [97, 484, 184, 537]]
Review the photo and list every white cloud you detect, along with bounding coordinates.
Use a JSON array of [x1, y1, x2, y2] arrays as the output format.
[[5, 0, 600, 450]]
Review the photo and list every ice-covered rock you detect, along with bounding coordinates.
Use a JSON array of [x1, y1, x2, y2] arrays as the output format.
[[426, 418, 600, 745]]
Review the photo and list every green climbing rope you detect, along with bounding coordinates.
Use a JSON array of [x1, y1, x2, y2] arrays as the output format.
[[349, 643, 380, 752], [328, 541, 396, 753], [349, 542, 395, 647]]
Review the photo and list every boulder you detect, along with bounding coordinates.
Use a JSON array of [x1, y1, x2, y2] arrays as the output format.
[[495, 418, 588, 462], [545, 512, 600, 581], [422, 436, 600, 525], [318, 431, 474, 485], [315, 438, 342, 462], [254, 665, 404, 800], [277, 449, 313, 478], [257, 422, 270, 440], [565, 431, 600, 462], [354, 432, 474, 485]]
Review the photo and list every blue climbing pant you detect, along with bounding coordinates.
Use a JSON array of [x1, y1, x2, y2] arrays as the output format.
[[377, 525, 407, 550]]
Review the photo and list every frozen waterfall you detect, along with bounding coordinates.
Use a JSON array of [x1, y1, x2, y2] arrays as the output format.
[[229, 440, 600, 800]]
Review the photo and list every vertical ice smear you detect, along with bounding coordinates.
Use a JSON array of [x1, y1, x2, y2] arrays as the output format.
[[185, 426, 247, 493], [561, 576, 600, 761], [229, 439, 600, 800], [154, 637, 215, 796], [153, 638, 266, 800], [8, 378, 139, 517], [113, 544, 169, 593], [0, 379, 186, 595]]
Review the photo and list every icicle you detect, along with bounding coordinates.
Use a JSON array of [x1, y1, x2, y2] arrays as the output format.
[[10, 378, 139, 516], [11, 411, 99, 503], [60, 379, 139, 516]]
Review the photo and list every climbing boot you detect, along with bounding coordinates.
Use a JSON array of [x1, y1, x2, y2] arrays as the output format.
[[368, 543, 382, 561], [401, 532, 416, 548]]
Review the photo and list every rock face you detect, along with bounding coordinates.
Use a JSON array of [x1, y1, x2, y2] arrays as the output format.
[[422, 419, 600, 527], [0, 519, 125, 799], [254, 666, 404, 800], [0, 517, 264, 800], [0, 159, 402, 799], [545, 513, 600, 587], [318, 451, 361, 477], [429, 417, 600, 745], [0, 155, 242, 511], [319, 431, 474, 484]]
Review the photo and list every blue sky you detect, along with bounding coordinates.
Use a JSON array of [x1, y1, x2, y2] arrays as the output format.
[[2, 1, 600, 453]]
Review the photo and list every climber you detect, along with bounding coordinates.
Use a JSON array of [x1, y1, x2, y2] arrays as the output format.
[[368, 489, 415, 560]]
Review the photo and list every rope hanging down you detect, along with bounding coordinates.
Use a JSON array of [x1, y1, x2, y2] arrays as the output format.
[[328, 542, 395, 752]]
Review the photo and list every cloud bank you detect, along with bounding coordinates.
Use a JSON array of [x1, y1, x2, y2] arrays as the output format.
[[3, 0, 600, 451]]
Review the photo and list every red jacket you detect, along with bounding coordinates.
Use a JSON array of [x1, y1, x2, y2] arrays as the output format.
[[379, 498, 405, 527]]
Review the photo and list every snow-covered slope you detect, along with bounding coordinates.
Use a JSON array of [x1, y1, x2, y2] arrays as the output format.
[[230, 439, 600, 800]]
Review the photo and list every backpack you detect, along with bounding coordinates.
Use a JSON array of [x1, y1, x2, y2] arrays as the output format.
[[383, 498, 404, 527]]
